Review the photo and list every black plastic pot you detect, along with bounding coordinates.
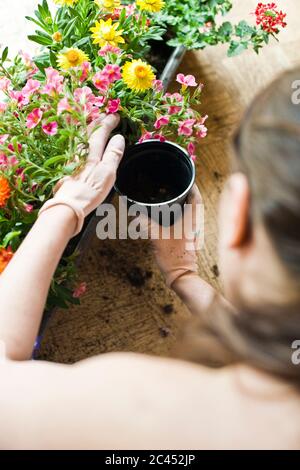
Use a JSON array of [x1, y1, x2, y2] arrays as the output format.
[[115, 140, 195, 225]]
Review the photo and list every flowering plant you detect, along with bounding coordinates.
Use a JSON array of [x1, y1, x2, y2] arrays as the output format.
[[158, 1, 287, 56], [0, 0, 206, 308]]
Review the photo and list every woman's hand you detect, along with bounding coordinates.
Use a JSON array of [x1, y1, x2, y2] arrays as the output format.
[[147, 185, 203, 289], [39, 114, 125, 236]]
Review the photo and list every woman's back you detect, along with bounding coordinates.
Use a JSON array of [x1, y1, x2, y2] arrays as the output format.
[[1, 353, 300, 450]]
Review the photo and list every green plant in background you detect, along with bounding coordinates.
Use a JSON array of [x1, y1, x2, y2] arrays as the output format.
[[157, 0, 287, 56]]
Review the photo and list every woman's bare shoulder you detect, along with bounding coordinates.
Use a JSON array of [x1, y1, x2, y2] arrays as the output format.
[[1, 353, 299, 449]]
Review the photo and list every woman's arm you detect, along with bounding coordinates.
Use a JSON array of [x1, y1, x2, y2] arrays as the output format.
[[0, 114, 125, 361], [0, 206, 76, 361], [148, 185, 222, 315], [172, 272, 217, 314]]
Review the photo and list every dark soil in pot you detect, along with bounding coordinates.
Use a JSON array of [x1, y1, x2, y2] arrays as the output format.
[[115, 141, 195, 210]]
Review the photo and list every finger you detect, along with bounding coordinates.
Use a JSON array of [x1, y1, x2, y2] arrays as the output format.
[[88, 114, 120, 163], [187, 184, 203, 205], [101, 134, 125, 173], [186, 184, 203, 246], [87, 114, 107, 137]]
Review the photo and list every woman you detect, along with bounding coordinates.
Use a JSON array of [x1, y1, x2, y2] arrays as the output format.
[[0, 68, 300, 450]]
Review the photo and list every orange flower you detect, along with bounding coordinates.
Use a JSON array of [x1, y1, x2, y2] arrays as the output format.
[[0, 247, 13, 274], [0, 176, 11, 207]]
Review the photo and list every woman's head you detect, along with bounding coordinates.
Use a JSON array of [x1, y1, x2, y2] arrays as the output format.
[[180, 69, 300, 386], [218, 68, 300, 307]]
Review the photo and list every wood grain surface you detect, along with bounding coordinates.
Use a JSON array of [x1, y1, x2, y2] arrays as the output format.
[[0, 1, 299, 363]]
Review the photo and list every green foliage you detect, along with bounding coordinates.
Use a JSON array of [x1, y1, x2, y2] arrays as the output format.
[[158, 0, 280, 56]]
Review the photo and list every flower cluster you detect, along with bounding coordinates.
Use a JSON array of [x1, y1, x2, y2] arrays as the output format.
[[0, 0, 206, 307], [254, 2, 287, 34]]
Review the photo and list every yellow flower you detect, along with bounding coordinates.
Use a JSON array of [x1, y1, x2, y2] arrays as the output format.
[[136, 0, 165, 13], [94, 0, 121, 12], [53, 0, 79, 6], [122, 59, 156, 92], [52, 31, 63, 42], [57, 48, 89, 70], [90, 18, 125, 48]]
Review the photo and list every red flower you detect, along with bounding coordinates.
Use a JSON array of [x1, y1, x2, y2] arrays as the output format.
[[254, 3, 287, 34]]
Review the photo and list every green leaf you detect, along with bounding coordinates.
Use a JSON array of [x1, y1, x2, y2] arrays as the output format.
[[1, 46, 8, 63], [228, 41, 248, 57], [28, 34, 52, 46], [44, 155, 67, 168], [3, 231, 21, 248]]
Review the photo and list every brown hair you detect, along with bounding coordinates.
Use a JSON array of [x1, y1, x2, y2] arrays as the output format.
[[179, 68, 300, 387]]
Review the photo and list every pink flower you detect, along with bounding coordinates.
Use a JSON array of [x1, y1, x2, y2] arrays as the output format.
[[30, 182, 39, 193], [92, 72, 110, 93], [16, 168, 26, 181], [102, 64, 122, 83], [79, 61, 91, 83], [187, 142, 197, 160], [168, 105, 181, 115], [94, 96, 106, 107], [57, 98, 72, 115], [139, 132, 166, 143], [199, 114, 208, 125], [8, 142, 22, 153], [41, 67, 64, 96], [195, 124, 207, 139], [26, 108, 43, 129], [19, 50, 34, 68], [139, 132, 153, 143], [176, 73, 198, 88], [0, 77, 11, 91], [178, 119, 196, 137], [22, 79, 40, 99], [114, 4, 135, 18], [74, 87, 96, 110], [0, 134, 9, 145], [9, 90, 29, 108], [153, 79, 164, 92], [73, 282, 87, 299], [199, 22, 213, 34], [42, 121, 58, 136], [0, 153, 19, 169], [153, 133, 166, 142], [98, 45, 121, 56], [106, 98, 121, 114], [19, 52, 39, 79], [0, 102, 7, 113], [24, 203, 34, 213], [0, 153, 8, 166], [154, 116, 170, 130], [187, 142, 196, 155], [164, 92, 183, 102], [9, 155, 19, 166], [164, 92, 183, 115], [88, 107, 101, 122]]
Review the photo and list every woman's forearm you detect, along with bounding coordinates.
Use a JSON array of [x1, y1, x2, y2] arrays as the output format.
[[0, 205, 76, 361], [172, 273, 218, 315]]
